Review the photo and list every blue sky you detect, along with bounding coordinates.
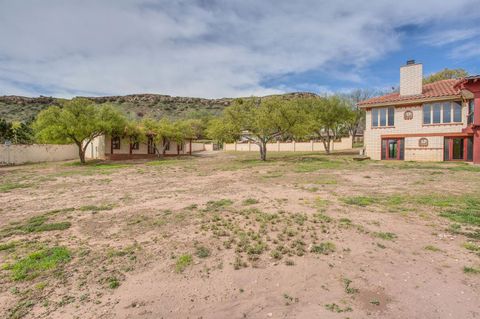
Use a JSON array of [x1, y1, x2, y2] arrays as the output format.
[[0, 0, 479, 98]]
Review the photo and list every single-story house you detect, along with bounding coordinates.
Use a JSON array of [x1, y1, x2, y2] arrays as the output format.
[[358, 60, 480, 163], [85, 134, 205, 160]]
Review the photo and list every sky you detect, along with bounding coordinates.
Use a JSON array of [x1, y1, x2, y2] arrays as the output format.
[[0, 0, 479, 98]]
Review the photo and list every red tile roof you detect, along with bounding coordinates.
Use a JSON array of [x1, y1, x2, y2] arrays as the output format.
[[358, 79, 461, 107]]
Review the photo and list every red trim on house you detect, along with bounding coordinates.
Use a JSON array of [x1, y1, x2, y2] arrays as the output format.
[[381, 132, 472, 138]]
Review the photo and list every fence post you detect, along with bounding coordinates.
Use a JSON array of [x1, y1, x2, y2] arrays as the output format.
[[277, 141, 280, 152], [293, 140, 296, 152], [234, 141, 237, 151], [248, 141, 251, 151], [311, 140, 314, 152]]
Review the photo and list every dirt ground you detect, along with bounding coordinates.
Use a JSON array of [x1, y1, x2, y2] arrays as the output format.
[[0, 151, 479, 319]]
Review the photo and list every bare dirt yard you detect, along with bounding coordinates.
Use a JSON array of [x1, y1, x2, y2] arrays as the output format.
[[0, 151, 479, 319]]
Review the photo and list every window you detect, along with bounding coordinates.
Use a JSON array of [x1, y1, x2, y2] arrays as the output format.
[[178, 143, 183, 151], [468, 100, 474, 124], [380, 108, 387, 126], [423, 102, 462, 124], [112, 136, 120, 149], [442, 103, 451, 123], [164, 140, 170, 151], [372, 106, 394, 127], [388, 107, 395, 126], [432, 103, 441, 123], [423, 105, 431, 124], [372, 109, 378, 127], [453, 102, 462, 122]]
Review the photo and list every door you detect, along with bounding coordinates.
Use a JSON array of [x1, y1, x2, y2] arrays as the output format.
[[452, 138, 463, 160], [444, 137, 473, 161], [381, 138, 404, 160]]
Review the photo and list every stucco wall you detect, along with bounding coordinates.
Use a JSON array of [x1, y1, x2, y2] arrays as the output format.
[[191, 142, 205, 152], [85, 136, 106, 159], [224, 136, 353, 152], [0, 144, 78, 165], [364, 101, 467, 161]]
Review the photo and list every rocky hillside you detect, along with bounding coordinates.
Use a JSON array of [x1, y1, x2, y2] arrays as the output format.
[[0, 92, 317, 122]]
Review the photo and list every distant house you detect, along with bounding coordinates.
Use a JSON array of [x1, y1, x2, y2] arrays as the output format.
[[85, 134, 204, 160], [359, 60, 480, 163]]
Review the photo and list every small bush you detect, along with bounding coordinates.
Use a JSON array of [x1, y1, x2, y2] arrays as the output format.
[[107, 277, 120, 289], [374, 232, 397, 241], [175, 254, 193, 273], [206, 199, 233, 211], [195, 246, 211, 258]]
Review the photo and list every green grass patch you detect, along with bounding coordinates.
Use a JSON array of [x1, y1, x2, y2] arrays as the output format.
[[463, 266, 480, 274], [0, 183, 31, 193], [175, 254, 193, 273], [374, 232, 397, 241], [79, 204, 114, 212], [6, 246, 71, 281], [463, 242, 480, 252], [145, 159, 186, 166], [310, 242, 336, 255], [325, 303, 353, 313], [342, 196, 376, 207], [0, 214, 71, 238], [242, 198, 259, 206], [205, 199, 233, 211], [424, 245, 442, 252], [0, 241, 17, 251], [439, 197, 480, 226]]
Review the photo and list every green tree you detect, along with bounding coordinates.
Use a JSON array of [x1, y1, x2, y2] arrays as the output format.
[[142, 118, 198, 157], [206, 97, 309, 161], [423, 68, 469, 84], [342, 89, 378, 147], [0, 118, 34, 144], [305, 96, 351, 154], [33, 98, 127, 163]]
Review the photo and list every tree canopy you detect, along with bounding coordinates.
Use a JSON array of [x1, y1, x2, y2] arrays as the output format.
[[33, 98, 127, 163], [304, 96, 351, 153], [207, 96, 309, 160], [0, 118, 34, 144], [423, 68, 469, 84]]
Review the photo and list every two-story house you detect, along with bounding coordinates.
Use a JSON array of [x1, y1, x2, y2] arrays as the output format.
[[359, 61, 480, 164]]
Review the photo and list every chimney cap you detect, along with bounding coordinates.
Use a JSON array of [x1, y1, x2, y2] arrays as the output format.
[[406, 59, 416, 65]]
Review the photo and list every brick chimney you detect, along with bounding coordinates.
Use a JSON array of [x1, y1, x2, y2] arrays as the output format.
[[400, 60, 423, 96]]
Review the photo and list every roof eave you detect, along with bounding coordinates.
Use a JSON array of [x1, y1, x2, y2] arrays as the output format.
[[358, 95, 461, 109]]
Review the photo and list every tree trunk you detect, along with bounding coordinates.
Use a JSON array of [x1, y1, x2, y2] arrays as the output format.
[[259, 142, 267, 161], [350, 127, 357, 148], [77, 144, 86, 164]]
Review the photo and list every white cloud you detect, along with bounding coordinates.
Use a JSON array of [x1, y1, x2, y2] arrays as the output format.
[[421, 29, 480, 46], [0, 0, 478, 98]]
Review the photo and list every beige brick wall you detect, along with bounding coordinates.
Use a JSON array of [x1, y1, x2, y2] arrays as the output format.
[[224, 136, 353, 152], [364, 101, 466, 161], [404, 136, 444, 161], [400, 63, 423, 96]]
